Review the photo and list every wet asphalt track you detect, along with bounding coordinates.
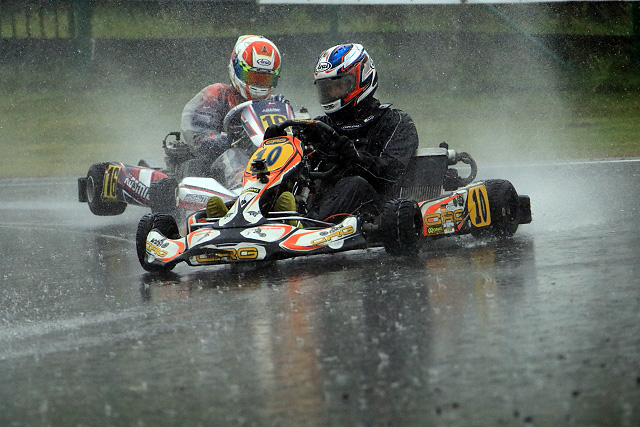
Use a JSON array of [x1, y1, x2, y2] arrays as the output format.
[[1, 160, 639, 426]]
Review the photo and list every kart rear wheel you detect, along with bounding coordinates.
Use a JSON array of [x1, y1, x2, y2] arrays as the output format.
[[86, 163, 127, 216], [471, 179, 519, 238], [136, 213, 179, 272], [380, 198, 423, 256]]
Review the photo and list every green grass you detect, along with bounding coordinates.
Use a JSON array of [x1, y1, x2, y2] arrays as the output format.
[[1, 3, 635, 39], [0, 2, 638, 178], [2, 82, 639, 179]]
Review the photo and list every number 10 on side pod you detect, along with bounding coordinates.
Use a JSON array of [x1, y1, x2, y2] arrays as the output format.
[[468, 185, 491, 227]]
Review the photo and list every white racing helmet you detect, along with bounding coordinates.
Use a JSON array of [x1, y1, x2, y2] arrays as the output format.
[[228, 35, 281, 100], [314, 43, 378, 114]]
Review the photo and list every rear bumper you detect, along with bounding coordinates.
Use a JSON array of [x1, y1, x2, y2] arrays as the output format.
[[518, 195, 532, 224]]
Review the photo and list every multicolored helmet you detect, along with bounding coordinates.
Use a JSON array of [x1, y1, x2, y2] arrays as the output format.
[[314, 43, 378, 114], [228, 35, 281, 100]]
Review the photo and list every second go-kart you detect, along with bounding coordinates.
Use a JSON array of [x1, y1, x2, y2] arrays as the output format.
[[135, 119, 532, 272], [77, 99, 298, 218]]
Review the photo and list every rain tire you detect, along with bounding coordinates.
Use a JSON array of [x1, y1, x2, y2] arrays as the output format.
[[85, 163, 127, 216], [136, 213, 178, 272], [380, 198, 423, 256], [471, 179, 519, 239]]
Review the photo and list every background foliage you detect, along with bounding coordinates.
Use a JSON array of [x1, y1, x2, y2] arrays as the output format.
[[0, 1, 638, 177]]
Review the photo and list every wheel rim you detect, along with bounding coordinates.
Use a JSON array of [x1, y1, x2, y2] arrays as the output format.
[[86, 176, 96, 203]]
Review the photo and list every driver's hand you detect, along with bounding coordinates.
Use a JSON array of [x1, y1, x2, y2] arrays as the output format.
[[263, 124, 286, 140], [270, 94, 289, 104], [329, 135, 360, 163]]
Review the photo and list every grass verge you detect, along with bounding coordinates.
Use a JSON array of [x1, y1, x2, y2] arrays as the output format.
[[1, 84, 639, 179]]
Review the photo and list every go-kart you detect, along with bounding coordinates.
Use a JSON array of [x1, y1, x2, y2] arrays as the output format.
[[135, 119, 532, 272], [77, 99, 298, 218]]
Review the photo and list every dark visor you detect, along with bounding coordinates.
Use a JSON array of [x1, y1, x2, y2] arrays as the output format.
[[315, 75, 356, 104]]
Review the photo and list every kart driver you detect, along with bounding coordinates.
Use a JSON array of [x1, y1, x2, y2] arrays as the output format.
[[169, 34, 287, 188], [305, 43, 419, 222]]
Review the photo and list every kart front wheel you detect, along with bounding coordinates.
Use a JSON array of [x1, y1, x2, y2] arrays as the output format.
[[136, 213, 179, 272], [471, 179, 519, 238], [380, 198, 423, 256], [85, 163, 127, 216]]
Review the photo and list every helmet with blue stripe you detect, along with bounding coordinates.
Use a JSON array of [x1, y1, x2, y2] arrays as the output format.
[[314, 43, 378, 115]]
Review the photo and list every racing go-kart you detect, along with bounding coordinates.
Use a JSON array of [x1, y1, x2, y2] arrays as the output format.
[[77, 99, 298, 219], [136, 119, 532, 272]]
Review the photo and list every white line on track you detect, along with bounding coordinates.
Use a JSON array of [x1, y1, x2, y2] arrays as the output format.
[[477, 157, 640, 169]]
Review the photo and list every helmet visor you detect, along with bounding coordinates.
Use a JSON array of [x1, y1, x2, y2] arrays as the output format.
[[315, 75, 356, 104], [234, 61, 279, 88]]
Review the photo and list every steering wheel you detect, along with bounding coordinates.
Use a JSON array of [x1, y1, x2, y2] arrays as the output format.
[[269, 119, 341, 179], [271, 119, 339, 147], [222, 100, 253, 134]]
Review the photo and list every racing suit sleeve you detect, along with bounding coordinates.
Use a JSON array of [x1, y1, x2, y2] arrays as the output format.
[[351, 109, 419, 194], [180, 85, 232, 159]]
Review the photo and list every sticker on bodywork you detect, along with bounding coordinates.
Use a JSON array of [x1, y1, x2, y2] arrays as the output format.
[[468, 185, 491, 227], [103, 164, 121, 199], [246, 142, 295, 173]]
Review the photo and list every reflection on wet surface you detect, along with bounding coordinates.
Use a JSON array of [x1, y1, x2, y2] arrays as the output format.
[[1, 164, 640, 426]]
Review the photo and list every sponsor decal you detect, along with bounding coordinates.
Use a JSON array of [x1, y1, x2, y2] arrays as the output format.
[[146, 240, 168, 258], [341, 123, 363, 131], [103, 164, 122, 199], [260, 114, 287, 129], [191, 230, 218, 245], [315, 61, 332, 72], [251, 228, 267, 238], [423, 209, 465, 226], [242, 187, 261, 194], [196, 247, 260, 262], [444, 222, 455, 234], [310, 225, 355, 245], [124, 174, 150, 200], [256, 58, 272, 67], [427, 225, 444, 235], [264, 137, 289, 145], [183, 194, 210, 204]]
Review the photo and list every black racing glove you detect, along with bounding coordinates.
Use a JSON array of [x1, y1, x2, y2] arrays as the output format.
[[329, 135, 360, 164], [263, 124, 287, 140]]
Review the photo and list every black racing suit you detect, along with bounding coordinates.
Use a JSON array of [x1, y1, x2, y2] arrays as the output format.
[[307, 98, 419, 222]]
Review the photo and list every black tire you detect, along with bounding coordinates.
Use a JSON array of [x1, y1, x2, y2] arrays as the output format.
[[380, 198, 423, 256], [471, 179, 519, 238], [85, 163, 127, 216], [149, 177, 178, 215], [136, 213, 179, 272]]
